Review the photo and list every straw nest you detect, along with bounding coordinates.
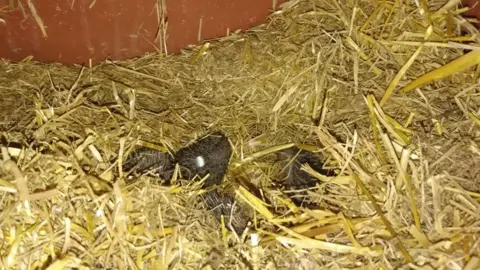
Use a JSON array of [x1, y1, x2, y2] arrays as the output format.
[[2, 0, 480, 269]]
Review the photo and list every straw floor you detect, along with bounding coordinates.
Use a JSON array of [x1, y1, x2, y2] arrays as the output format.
[[1, 0, 480, 269]]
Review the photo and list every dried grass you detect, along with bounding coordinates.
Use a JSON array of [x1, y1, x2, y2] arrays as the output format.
[[1, 0, 480, 269]]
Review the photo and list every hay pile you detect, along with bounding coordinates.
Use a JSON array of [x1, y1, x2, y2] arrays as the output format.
[[1, 0, 480, 269]]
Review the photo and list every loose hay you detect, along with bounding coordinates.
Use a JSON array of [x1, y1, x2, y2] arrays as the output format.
[[1, 0, 480, 269]]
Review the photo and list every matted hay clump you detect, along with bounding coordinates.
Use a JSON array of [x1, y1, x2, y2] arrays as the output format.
[[1, 0, 480, 269]]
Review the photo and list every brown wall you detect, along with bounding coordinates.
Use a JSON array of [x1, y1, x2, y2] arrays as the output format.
[[0, 0, 283, 65], [463, 0, 480, 26]]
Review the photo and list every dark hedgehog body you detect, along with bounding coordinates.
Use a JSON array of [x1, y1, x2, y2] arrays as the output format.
[[276, 146, 336, 206], [201, 190, 249, 235], [122, 132, 246, 233], [173, 132, 232, 187], [123, 132, 232, 188], [122, 146, 174, 181]]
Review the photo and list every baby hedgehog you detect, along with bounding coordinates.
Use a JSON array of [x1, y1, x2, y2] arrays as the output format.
[[276, 146, 336, 206], [122, 146, 174, 182], [202, 190, 250, 235], [122, 132, 250, 233], [123, 132, 232, 188], [173, 132, 232, 188]]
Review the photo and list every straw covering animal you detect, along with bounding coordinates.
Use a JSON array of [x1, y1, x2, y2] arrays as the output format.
[[123, 132, 334, 234]]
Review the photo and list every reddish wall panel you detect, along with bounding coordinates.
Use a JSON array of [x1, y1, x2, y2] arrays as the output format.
[[0, 0, 283, 65]]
